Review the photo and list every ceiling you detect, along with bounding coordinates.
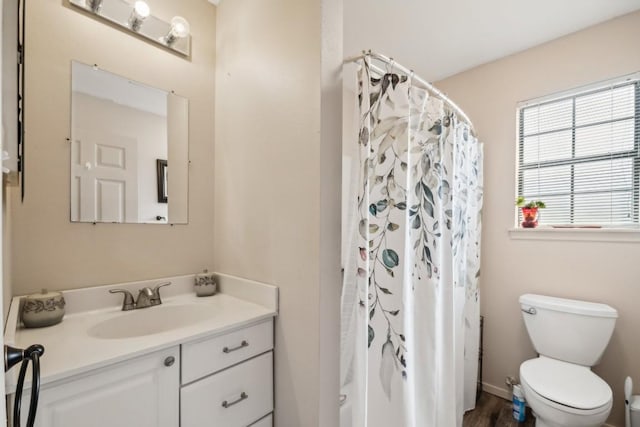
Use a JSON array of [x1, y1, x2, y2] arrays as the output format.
[[344, 0, 640, 81], [73, 62, 168, 117]]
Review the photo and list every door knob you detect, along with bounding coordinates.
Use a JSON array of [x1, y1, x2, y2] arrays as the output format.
[[164, 356, 175, 367]]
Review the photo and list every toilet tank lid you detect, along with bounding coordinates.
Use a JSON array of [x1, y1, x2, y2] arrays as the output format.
[[519, 294, 618, 318]]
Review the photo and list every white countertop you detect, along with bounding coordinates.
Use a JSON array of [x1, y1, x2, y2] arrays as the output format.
[[4, 273, 278, 393]]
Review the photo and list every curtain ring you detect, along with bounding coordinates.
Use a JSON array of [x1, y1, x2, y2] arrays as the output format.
[[386, 58, 395, 74]]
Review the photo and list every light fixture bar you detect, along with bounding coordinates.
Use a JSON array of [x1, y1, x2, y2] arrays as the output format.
[[69, 0, 191, 57]]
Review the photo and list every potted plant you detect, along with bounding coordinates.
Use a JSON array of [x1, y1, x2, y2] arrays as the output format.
[[516, 196, 546, 228]]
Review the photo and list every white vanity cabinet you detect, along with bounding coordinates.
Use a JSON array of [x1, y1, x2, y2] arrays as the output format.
[[5, 275, 278, 427], [32, 346, 179, 427], [181, 319, 274, 427], [17, 319, 274, 427]]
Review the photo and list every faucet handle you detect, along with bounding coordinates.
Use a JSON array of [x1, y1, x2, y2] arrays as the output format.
[[109, 289, 135, 311], [151, 282, 171, 305]]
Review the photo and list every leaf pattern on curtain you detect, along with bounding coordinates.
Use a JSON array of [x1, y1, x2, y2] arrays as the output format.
[[354, 56, 483, 418], [357, 67, 411, 391]]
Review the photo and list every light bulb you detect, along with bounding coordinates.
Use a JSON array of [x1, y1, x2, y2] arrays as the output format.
[[169, 16, 190, 39], [133, 1, 150, 19], [129, 1, 150, 31], [165, 16, 190, 46], [86, 0, 103, 13]]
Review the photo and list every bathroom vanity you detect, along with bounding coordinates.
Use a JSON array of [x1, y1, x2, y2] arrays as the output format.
[[4, 274, 278, 427]]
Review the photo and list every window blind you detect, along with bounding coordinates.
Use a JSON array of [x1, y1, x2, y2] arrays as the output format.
[[517, 76, 640, 227]]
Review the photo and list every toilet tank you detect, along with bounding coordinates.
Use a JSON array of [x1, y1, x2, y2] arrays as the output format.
[[520, 294, 617, 366]]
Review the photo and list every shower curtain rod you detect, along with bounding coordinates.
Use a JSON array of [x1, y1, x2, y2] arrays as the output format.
[[344, 50, 477, 135]]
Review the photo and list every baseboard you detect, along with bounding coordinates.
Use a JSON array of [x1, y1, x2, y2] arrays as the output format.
[[481, 382, 617, 427], [482, 382, 511, 400]]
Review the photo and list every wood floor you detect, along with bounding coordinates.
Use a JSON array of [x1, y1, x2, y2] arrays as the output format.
[[463, 392, 535, 427]]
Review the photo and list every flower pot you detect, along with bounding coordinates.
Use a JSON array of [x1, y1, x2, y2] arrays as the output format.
[[521, 207, 539, 228]]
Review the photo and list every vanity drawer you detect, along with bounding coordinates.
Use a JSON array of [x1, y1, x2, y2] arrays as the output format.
[[250, 414, 273, 426], [181, 351, 273, 427], [182, 319, 273, 384]]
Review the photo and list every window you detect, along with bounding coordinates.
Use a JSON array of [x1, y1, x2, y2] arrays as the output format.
[[517, 75, 640, 227]]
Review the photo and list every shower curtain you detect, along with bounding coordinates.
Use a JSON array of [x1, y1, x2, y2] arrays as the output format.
[[342, 58, 483, 427]]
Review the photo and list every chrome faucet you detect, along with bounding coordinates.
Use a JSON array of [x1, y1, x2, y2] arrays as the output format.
[[110, 282, 171, 311], [135, 287, 155, 309]]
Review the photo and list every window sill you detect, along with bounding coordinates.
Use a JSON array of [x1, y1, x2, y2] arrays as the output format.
[[508, 227, 640, 243]]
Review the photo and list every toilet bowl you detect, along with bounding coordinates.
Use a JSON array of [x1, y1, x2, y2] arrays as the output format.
[[520, 356, 612, 427], [519, 294, 618, 427]]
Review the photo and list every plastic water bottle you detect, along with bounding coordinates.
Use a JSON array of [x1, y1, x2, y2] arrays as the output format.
[[513, 384, 527, 422]]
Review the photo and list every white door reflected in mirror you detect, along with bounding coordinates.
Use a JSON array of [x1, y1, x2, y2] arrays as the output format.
[[70, 61, 189, 224]]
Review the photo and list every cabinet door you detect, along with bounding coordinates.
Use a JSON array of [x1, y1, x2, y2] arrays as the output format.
[[33, 347, 179, 427]]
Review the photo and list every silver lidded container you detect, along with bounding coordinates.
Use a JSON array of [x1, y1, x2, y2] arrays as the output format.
[[22, 289, 66, 328], [195, 269, 217, 297]]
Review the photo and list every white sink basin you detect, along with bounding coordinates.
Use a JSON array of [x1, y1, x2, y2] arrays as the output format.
[[88, 304, 215, 339]]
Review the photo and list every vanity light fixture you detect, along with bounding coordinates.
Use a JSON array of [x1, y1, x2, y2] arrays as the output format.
[[69, 0, 191, 57], [128, 1, 150, 32], [165, 16, 190, 46]]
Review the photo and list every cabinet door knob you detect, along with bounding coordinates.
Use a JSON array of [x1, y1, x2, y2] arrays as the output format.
[[164, 356, 175, 367]]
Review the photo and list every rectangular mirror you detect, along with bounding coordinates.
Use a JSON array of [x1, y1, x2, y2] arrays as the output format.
[[70, 61, 188, 224]]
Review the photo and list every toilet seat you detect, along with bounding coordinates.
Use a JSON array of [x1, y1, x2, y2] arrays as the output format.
[[521, 377, 612, 417], [520, 356, 612, 411]]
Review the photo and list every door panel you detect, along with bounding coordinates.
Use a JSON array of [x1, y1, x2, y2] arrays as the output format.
[[96, 179, 125, 222], [71, 128, 138, 222], [95, 144, 125, 168]]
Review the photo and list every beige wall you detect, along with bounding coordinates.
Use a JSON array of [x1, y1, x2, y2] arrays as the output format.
[[10, 0, 216, 294], [214, 0, 342, 425], [318, 0, 343, 423], [437, 11, 640, 426]]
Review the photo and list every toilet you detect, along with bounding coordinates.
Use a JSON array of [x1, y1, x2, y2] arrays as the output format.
[[519, 294, 618, 427]]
